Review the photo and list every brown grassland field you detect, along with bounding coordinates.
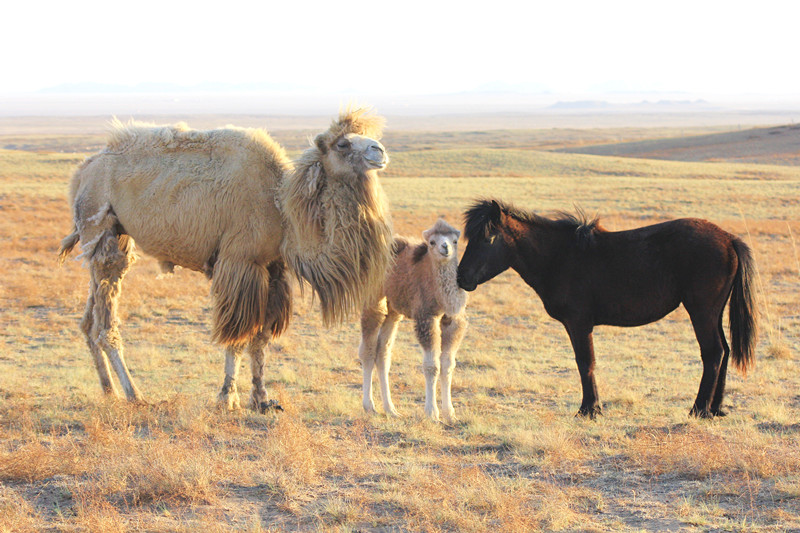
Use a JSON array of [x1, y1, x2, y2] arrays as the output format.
[[1, 116, 799, 532]]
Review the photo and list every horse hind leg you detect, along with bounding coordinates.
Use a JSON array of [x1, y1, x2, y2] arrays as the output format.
[[88, 231, 143, 403], [710, 312, 731, 417], [687, 310, 725, 418]]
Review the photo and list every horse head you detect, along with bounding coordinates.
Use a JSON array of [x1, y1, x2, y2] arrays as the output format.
[[457, 199, 514, 291]]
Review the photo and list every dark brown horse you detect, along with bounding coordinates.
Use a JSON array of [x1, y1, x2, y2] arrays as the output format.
[[456, 199, 758, 418]]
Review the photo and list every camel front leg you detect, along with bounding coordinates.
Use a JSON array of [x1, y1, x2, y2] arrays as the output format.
[[359, 301, 387, 414], [440, 314, 467, 423], [219, 346, 243, 410], [415, 315, 442, 421], [248, 331, 282, 413], [376, 311, 402, 417]]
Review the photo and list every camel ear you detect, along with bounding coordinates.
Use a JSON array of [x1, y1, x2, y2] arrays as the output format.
[[306, 162, 324, 195], [454, 228, 461, 240], [314, 133, 328, 154], [422, 228, 433, 241]]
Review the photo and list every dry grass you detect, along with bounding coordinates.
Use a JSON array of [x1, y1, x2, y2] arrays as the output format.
[[1, 124, 799, 531]]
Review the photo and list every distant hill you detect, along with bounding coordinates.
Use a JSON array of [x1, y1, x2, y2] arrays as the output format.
[[556, 124, 800, 165]]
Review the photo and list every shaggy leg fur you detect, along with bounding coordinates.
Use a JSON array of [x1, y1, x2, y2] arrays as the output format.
[[248, 331, 269, 411], [440, 314, 467, 423], [246, 262, 291, 413], [81, 288, 118, 396], [359, 301, 387, 414], [247, 331, 283, 413], [88, 231, 143, 403], [376, 310, 402, 417], [415, 315, 443, 421], [219, 346, 243, 410]]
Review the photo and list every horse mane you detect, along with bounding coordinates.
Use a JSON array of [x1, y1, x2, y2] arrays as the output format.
[[464, 199, 603, 249]]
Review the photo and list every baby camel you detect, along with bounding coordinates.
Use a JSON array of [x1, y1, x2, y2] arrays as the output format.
[[359, 219, 468, 422]]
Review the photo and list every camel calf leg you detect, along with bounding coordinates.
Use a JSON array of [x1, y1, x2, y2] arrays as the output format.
[[440, 314, 467, 423], [415, 316, 442, 421]]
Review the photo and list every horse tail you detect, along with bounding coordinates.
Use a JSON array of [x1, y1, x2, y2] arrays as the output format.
[[58, 227, 80, 265], [729, 237, 758, 374]]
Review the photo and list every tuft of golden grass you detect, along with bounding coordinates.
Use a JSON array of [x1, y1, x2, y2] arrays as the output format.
[[2, 128, 800, 531]]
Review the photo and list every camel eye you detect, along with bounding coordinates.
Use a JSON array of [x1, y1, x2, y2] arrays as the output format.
[[336, 138, 351, 150], [430, 240, 436, 246]]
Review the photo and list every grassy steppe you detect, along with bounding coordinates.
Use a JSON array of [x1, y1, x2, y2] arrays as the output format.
[[1, 138, 799, 532]]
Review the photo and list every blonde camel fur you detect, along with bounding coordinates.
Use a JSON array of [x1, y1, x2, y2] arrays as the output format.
[[359, 219, 468, 422], [59, 108, 393, 412]]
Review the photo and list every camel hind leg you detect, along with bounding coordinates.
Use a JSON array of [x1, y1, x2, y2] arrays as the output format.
[[88, 230, 143, 403], [81, 288, 118, 396]]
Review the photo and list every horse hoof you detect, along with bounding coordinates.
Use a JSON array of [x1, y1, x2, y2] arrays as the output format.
[[575, 406, 602, 419], [258, 399, 283, 413], [689, 406, 714, 419]]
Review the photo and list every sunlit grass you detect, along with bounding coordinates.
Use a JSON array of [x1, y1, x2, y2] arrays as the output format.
[[1, 133, 799, 531]]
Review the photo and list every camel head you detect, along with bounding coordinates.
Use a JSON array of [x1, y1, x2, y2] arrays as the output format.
[[422, 218, 461, 263], [278, 107, 394, 327], [312, 107, 388, 181]]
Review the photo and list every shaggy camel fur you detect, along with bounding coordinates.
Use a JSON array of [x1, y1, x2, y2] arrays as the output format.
[[59, 108, 393, 411], [360, 219, 468, 422]]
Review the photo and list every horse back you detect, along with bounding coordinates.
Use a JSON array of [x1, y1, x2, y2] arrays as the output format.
[[543, 218, 739, 327]]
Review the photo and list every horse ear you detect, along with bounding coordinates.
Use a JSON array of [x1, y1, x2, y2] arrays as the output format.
[[489, 200, 502, 223]]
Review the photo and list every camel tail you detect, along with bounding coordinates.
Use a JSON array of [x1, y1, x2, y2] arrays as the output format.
[[58, 228, 80, 265], [729, 237, 758, 374]]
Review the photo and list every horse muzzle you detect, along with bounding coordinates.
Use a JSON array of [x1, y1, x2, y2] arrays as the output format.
[[456, 275, 477, 292]]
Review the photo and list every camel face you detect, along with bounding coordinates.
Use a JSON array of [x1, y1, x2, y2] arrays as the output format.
[[427, 232, 458, 262], [341, 133, 389, 170], [422, 220, 461, 263], [320, 132, 388, 178]]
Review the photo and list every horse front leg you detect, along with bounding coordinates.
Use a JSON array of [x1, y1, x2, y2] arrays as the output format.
[[564, 321, 601, 418]]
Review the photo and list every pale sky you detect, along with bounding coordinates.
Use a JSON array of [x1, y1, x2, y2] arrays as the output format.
[[2, 0, 797, 98]]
